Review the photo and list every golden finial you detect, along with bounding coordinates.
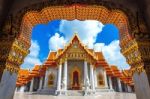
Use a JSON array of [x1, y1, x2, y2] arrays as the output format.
[[73, 27, 78, 34], [63, 41, 66, 48], [87, 41, 89, 48], [56, 44, 59, 51]]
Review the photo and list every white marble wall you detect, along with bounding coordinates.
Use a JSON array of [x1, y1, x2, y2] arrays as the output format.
[[133, 71, 150, 99], [0, 70, 17, 99]]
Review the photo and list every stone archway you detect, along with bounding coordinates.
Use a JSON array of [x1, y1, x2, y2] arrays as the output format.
[[0, 2, 150, 99]]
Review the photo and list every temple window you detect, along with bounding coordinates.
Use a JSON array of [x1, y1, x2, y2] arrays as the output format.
[[98, 73, 104, 86], [48, 73, 54, 86]]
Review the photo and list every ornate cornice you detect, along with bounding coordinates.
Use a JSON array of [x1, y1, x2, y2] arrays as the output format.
[[131, 65, 145, 76], [4, 39, 29, 74], [11, 1, 136, 38]]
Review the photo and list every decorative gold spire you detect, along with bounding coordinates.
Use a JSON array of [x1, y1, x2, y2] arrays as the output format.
[[73, 27, 78, 34]]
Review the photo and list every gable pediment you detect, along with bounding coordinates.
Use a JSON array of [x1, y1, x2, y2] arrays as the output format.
[[56, 34, 97, 61], [67, 39, 85, 53]]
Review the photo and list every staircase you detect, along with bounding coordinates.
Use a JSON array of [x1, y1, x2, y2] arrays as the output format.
[[96, 89, 113, 92], [66, 90, 83, 96], [95, 88, 114, 95], [37, 89, 56, 95], [37, 88, 113, 96]]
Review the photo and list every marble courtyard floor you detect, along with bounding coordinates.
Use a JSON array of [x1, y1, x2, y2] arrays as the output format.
[[14, 92, 136, 99]]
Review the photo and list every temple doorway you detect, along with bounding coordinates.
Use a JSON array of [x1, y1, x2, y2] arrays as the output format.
[[72, 70, 80, 90]]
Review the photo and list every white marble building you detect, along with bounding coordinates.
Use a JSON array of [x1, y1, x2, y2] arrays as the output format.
[[16, 34, 134, 96]]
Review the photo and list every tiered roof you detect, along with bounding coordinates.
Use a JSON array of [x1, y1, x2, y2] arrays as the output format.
[[121, 69, 134, 86], [16, 34, 133, 87], [16, 69, 31, 86], [16, 65, 46, 87]]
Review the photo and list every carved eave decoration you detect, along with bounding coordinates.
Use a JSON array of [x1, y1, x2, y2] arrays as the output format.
[[14, 4, 132, 46], [13, 1, 135, 39], [55, 33, 97, 65]]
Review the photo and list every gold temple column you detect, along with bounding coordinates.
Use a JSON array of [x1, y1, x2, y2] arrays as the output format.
[[29, 78, 34, 92], [121, 39, 150, 99], [0, 38, 29, 99]]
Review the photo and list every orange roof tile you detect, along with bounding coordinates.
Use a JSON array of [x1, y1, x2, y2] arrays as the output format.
[[16, 69, 31, 87], [88, 49, 94, 53], [32, 65, 41, 71], [57, 49, 63, 55], [111, 65, 122, 77], [105, 66, 114, 76], [47, 52, 57, 60], [95, 52, 105, 60]]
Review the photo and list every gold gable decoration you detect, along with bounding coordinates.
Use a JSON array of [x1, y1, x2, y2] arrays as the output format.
[[55, 33, 97, 64]]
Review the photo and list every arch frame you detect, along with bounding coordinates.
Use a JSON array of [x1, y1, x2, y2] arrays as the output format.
[[0, 2, 150, 99], [12, 2, 136, 39], [70, 66, 81, 88]]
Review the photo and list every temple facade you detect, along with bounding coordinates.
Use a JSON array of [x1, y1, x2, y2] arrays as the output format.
[[16, 34, 134, 95]]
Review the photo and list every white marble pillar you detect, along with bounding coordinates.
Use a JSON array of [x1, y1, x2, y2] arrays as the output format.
[[57, 63, 62, 91], [90, 64, 95, 90], [108, 76, 113, 90], [117, 78, 122, 92], [84, 61, 90, 90], [127, 85, 132, 92], [38, 77, 43, 90], [15, 87, 18, 92], [133, 72, 150, 99], [125, 84, 128, 92], [103, 69, 108, 88], [0, 71, 17, 99], [94, 70, 98, 88], [44, 70, 48, 88], [19, 86, 25, 92], [62, 60, 67, 90], [29, 78, 34, 92]]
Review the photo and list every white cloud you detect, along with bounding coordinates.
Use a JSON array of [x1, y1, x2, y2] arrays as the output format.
[[59, 20, 104, 48], [48, 20, 129, 69], [21, 40, 42, 69], [94, 40, 129, 69], [49, 33, 66, 51]]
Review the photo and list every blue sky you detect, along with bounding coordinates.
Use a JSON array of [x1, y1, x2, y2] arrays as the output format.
[[21, 20, 129, 70]]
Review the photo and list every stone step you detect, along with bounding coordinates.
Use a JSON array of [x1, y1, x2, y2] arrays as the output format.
[[37, 89, 113, 96], [37, 89, 56, 95], [66, 90, 83, 96], [96, 89, 114, 92]]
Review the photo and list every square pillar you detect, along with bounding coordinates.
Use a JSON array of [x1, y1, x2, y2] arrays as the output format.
[[62, 60, 67, 90], [108, 76, 113, 90], [44, 70, 48, 88], [117, 78, 122, 92], [29, 78, 34, 92], [84, 61, 90, 89], [38, 76, 43, 90], [19, 86, 25, 92], [94, 69, 98, 88], [90, 64, 95, 91], [56, 63, 62, 95], [84, 60, 90, 95], [127, 85, 132, 92], [104, 69, 108, 88]]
